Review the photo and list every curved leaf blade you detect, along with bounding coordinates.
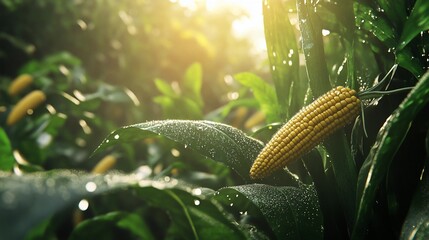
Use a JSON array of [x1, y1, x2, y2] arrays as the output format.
[[0, 170, 142, 240], [398, 0, 429, 50], [297, 0, 331, 96], [0, 128, 15, 171], [0, 170, 247, 240], [93, 120, 264, 181], [136, 187, 246, 240], [400, 164, 429, 240], [234, 72, 281, 122], [353, 71, 429, 239], [263, 0, 301, 118], [70, 211, 155, 240], [215, 183, 323, 239]]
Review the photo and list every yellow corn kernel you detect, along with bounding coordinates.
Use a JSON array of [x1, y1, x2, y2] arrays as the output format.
[[6, 90, 46, 126], [91, 155, 117, 174], [250, 86, 360, 179], [8, 74, 33, 96]]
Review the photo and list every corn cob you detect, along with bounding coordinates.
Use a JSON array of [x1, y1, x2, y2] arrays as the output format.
[[250, 86, 360, 179], [91, 155, 117, 174], [6, 90, 46, 126], [8, 74, 33, 96]]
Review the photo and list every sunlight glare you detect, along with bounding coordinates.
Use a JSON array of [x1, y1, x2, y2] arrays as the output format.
[[177, 0, 266, 54]]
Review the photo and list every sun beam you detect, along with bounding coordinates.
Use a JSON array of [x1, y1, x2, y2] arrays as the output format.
[[175, 0, 267, 55]]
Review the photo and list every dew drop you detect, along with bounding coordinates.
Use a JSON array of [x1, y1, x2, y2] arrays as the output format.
[[171, 148, 180, 157], [78, 199, 89, 211], [322, 29, 330, 36], [192, 188, 202, 196], [85, 182, 97, 192], [114, 134, 120, 140], [136, 165, 152, 179], [194, 199, 201, 206]]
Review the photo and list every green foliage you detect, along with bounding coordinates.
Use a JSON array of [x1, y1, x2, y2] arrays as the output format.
[[0, 0, 428, 239], [0, 0, 256, 115], [233, 72, 281, 122], [0, 52, 138, 171], [70, 211, 156, 240], [0, 127, 14, 171], [353, 71, 429, 239], [263, 0, 302, 119], [154, 63, 205, 119]]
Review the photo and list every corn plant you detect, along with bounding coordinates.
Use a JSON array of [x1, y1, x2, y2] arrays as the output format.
[[1, 0, 429, 239]]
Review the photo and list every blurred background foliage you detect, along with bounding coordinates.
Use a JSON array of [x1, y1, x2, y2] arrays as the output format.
[[0, 0, 266, 173], [0, 0, 262, 122]]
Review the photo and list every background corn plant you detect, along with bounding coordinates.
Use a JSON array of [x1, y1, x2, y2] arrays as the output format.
[[0, 0, 429, 239]]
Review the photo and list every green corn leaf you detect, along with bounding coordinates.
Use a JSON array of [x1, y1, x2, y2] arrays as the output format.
[[400, 160, 429, 240], [355, 3, 398, 48], [298, 0, 358, 228], [0, 170, 141, 240], [0, 170, 248, 240], [263, 0, 301, 118], [183, 62, 203, 108], [398, 0, 429, 50], [70, 211, 155, 240], [296, 0, 331, 96], [234, 72, 281, 122], [135, 187, 246, 240], [214, 183, 323, 240], [154, 78, 177, 97], [376, 0, 407, 29], [353, 71, 429, 240], [93, 120, 262, 181], [0, 128, 15, 171], [93, 120, 299, 185]]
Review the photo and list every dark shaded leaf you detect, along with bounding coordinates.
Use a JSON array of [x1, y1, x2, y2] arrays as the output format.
[[400, 162, 429, 240], [136, 187, 245, 240], [398, 0, 429, 50], [215, 183, 323, 240], [0, 170, 141, 240], [353, 71, 429, 239], [70, 211, 155, 240]]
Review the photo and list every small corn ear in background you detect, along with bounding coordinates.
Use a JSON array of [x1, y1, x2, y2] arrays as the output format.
[[250, 86, 360, 179], [8, 74, 33, 96], [91, 155, 117, 174], [244, 111, 266, 130], [6, 90, 46, 126], [230, 106, 249, 128]]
